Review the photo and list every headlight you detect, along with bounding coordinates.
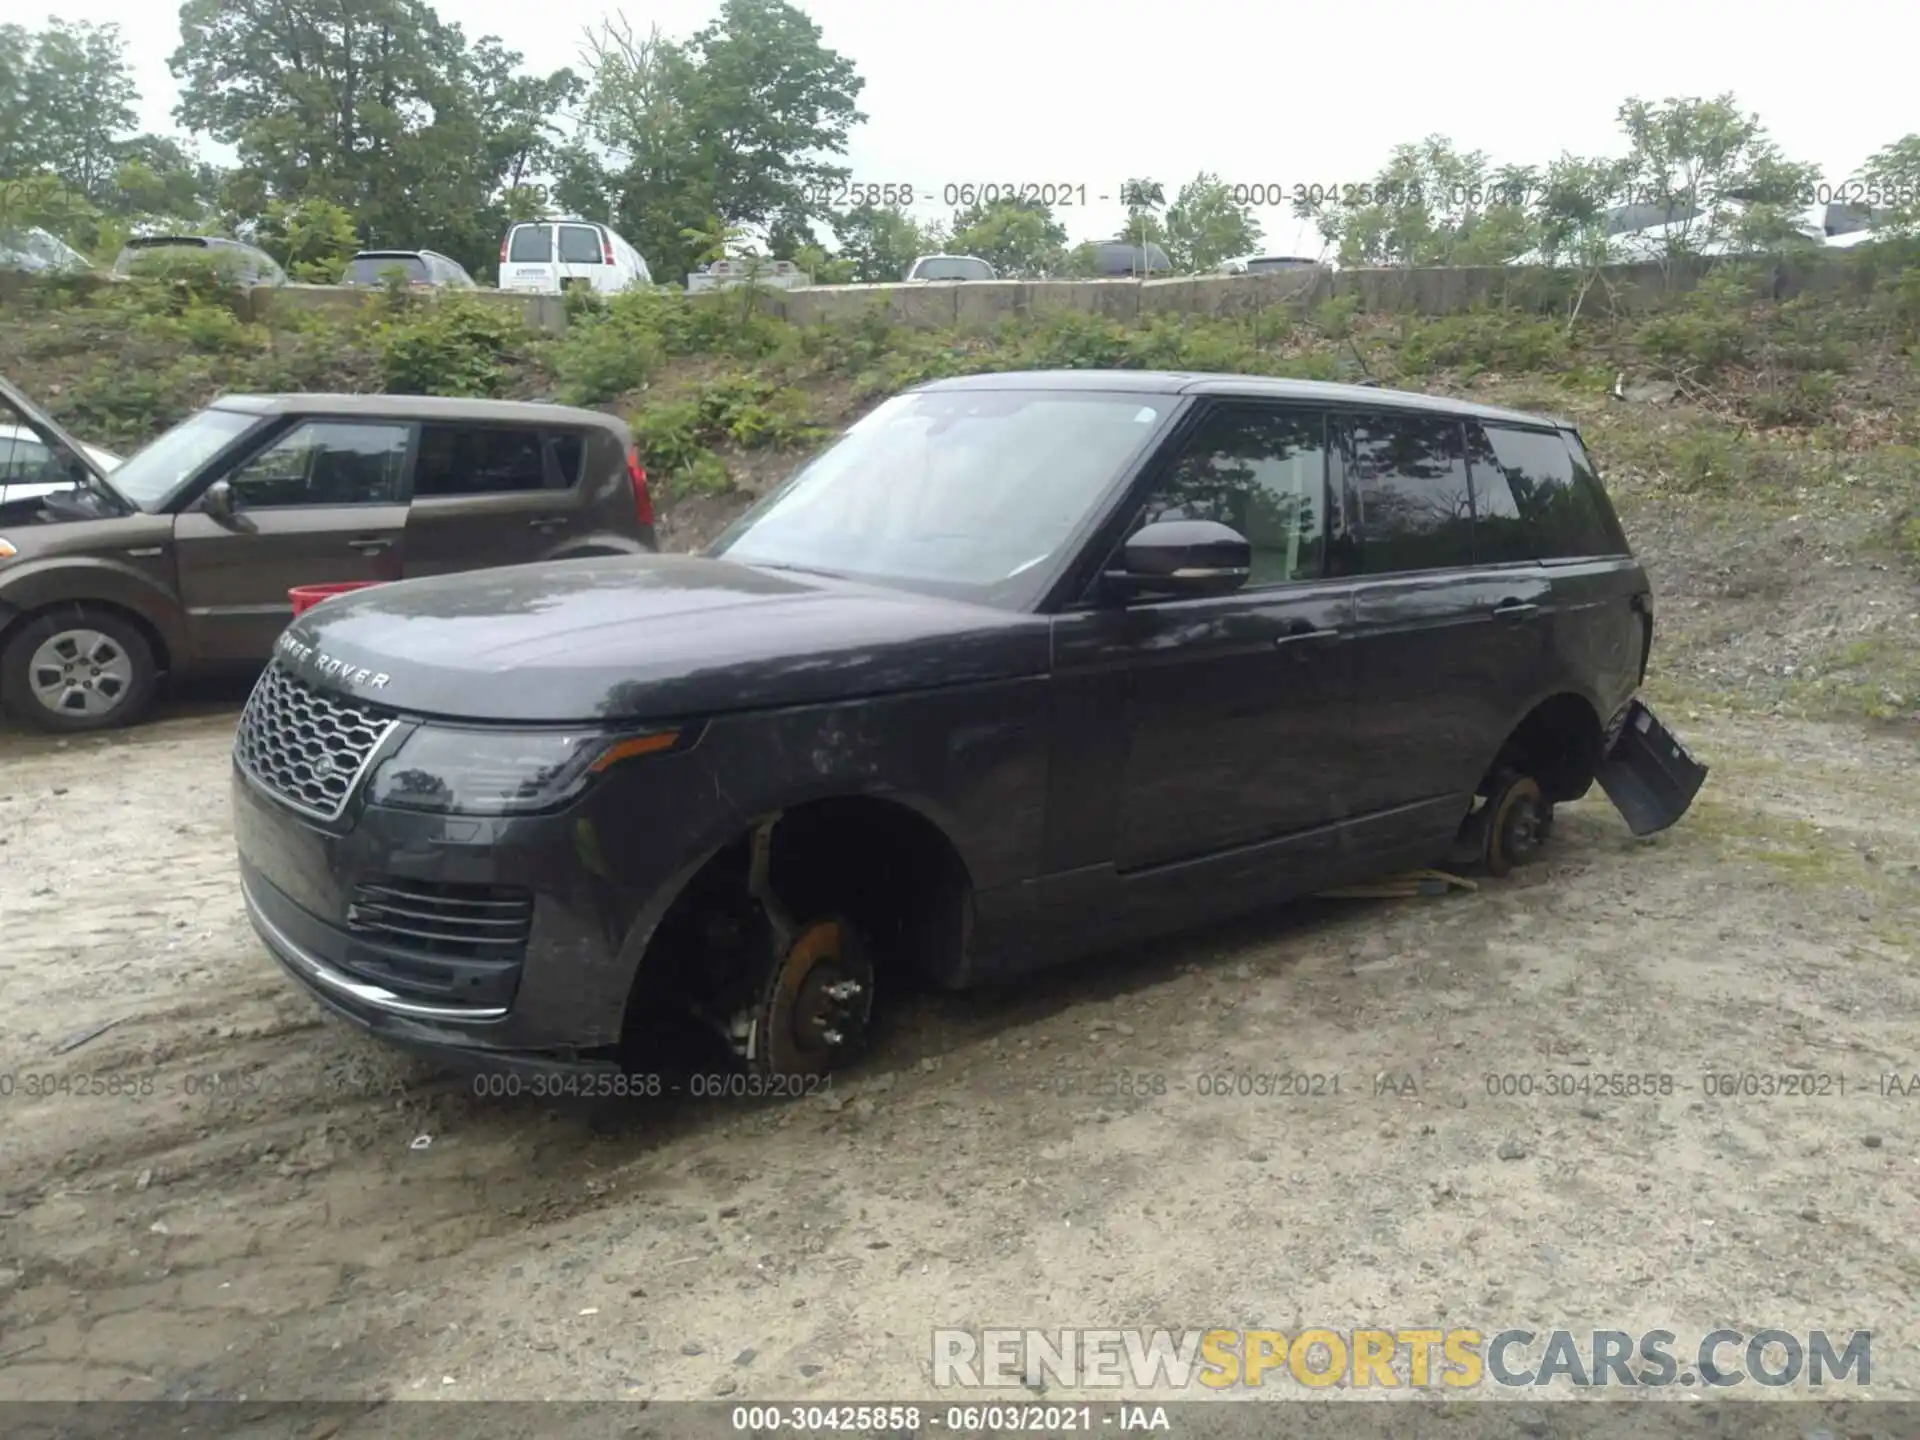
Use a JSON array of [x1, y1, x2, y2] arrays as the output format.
[[367, 725, 684, 815], [0, 537, 16, 559]]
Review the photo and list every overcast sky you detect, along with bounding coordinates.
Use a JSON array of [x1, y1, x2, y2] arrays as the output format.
[[42, 0, 1920, 252]]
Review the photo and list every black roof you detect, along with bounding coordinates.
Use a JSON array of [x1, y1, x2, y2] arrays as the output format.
[[915, 370, 1569, 428]]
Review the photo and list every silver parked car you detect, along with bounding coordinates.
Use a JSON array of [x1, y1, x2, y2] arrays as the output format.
[[112, 235, 288, 286]]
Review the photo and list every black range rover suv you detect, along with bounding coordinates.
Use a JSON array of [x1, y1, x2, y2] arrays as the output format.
[[232, 371, 1707, 1078]]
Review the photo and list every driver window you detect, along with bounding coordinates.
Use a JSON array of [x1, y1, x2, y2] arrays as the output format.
[[225, 421, 409, 507], [1138, 406, 1328, 586]]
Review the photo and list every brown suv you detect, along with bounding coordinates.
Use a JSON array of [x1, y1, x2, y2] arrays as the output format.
[[0, 380, 657, 732]]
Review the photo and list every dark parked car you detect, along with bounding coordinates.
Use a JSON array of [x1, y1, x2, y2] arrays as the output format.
[[1085, 241, 1172, 277], [0, 381, 657, 732], [112, 235, 289, 286], [340, 249, 478, 289], [232, 370, 1706, 1082]]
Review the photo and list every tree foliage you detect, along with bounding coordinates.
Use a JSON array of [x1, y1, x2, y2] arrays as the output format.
[[1163, 172, 1262, 272], [169, 0, 581, 273], [567, 0, 865, 283], [948, 198, 1067, 278]]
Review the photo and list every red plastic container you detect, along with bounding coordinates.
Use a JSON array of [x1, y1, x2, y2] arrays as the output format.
[[289, 581, 384, 618]]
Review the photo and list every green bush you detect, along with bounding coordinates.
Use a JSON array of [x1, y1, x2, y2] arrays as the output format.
[[1747, 371, 1840, 428], [368, 294, 530, 397], [1396, 310, 1569, 378]]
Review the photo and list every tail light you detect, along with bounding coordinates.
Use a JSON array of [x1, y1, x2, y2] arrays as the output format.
[[499, 235, 509, 265], [602, 237, 614, 265], [627, 449, 655, 526]]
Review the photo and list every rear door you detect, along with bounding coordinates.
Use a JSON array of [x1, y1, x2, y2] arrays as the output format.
[[1471, 422, 1644, 722], [1335, 410, 1553, 839], [172, 418, 411, 662], [502, 223, 556, 291], [556, 223, 606, 292], [402, 423, 594, 577]]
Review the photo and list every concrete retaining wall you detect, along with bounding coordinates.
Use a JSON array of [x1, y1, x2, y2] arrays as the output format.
[[4, 251, 1894, 336]]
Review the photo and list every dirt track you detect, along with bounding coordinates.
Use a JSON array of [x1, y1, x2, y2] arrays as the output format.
[[2, 687, 1917, 1403]]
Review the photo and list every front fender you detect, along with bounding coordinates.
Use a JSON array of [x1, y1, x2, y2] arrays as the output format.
[[0, 555, 187, 660]]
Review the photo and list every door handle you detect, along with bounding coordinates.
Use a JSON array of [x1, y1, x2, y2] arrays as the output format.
[[1274, 625, 1339, 648], [528, 517, 568, 532], [347, 537, 393, 553], [1492, 599, 1539, 619]]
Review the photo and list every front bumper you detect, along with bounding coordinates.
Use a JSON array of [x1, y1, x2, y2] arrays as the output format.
[[232, 766, 646, 1071]]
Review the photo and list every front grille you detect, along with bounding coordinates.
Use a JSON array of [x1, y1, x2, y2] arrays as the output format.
[[347, 877, 536, 961], [235, 663, 398, 821]]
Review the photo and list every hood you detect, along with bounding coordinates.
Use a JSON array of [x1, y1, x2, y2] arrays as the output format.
[[277, 553, 1051, 723]]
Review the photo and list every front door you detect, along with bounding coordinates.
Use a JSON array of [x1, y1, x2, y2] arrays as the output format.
[[173, 418, 412, 662], [1053, 403, 1355, 883]]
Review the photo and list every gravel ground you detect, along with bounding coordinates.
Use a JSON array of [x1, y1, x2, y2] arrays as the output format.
[[1, 434, 1917, 1409], [1, 695, 1916, 1404]]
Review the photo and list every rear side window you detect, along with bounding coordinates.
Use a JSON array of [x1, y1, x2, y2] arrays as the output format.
[[1344, 412, 1475, 574], [413, 426, 557, 497], [0, 432, 53, 481], [1479, 425, 1625, 559], [507, 226, 552, 263], [345, 255, 429, 285], [558, 225, 603, 264]]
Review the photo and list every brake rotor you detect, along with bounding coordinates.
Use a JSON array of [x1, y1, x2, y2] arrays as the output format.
[[749, 917, 874, 1077], [1486, 775, 1546, 877]]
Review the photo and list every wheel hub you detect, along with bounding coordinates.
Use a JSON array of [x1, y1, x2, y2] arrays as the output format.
[[27, 629, 132, 718], [747, 917, 874, 1075]]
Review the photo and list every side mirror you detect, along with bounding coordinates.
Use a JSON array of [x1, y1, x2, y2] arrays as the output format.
[[1105, 519, 1251, 600], [201, 478, 237, 522]]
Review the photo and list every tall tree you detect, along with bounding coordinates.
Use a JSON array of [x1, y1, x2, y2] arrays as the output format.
[[1293, 136, 1538, 267], [947, 197, 1067, 277], [0, 20, 140, 200], [573, 0, 865, 282], [1163, 172, 1261, 272], [1851, 134, 1920, 235], [1613, 94, 1818, 256], [829, 202, 933, 282], [170, 0, 581, 271]]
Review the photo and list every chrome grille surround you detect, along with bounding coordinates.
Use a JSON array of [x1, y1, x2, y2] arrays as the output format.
[[234, 662, 399, 821]]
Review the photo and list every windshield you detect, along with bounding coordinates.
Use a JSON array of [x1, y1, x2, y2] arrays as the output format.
[[710, 389, 1171, 602], [912, 257, 993, 280], [344, 255, 430, 285], [107, 406, 261, 510]]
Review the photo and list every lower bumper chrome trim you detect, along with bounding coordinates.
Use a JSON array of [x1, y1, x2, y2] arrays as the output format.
[[242, 871, 511, 1022]]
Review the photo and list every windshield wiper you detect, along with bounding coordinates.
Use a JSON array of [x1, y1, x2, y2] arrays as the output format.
[[744, 560, 850, 580]]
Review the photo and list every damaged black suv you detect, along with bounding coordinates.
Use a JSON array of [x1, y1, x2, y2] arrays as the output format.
[[232, 371, 1707, 1079]]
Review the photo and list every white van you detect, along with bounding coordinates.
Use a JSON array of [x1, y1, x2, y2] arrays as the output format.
[[497, 220, 652, 295]]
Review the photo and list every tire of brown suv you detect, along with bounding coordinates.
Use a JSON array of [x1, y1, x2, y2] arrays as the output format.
[[1, 606, 160, 733]]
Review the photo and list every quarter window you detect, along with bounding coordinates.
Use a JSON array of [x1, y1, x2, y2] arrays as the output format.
[[1479, 425, 1624, 559], [1139, 406, 1327, 586], [1344, 413, 1474, 573], [225, 421, 409, 507]]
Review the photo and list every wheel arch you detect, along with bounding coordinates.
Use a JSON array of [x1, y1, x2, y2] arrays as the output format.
[[614, 788, 978, 1053], [0, 594, 175, 677], [1476, 688, 1608, 804]]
